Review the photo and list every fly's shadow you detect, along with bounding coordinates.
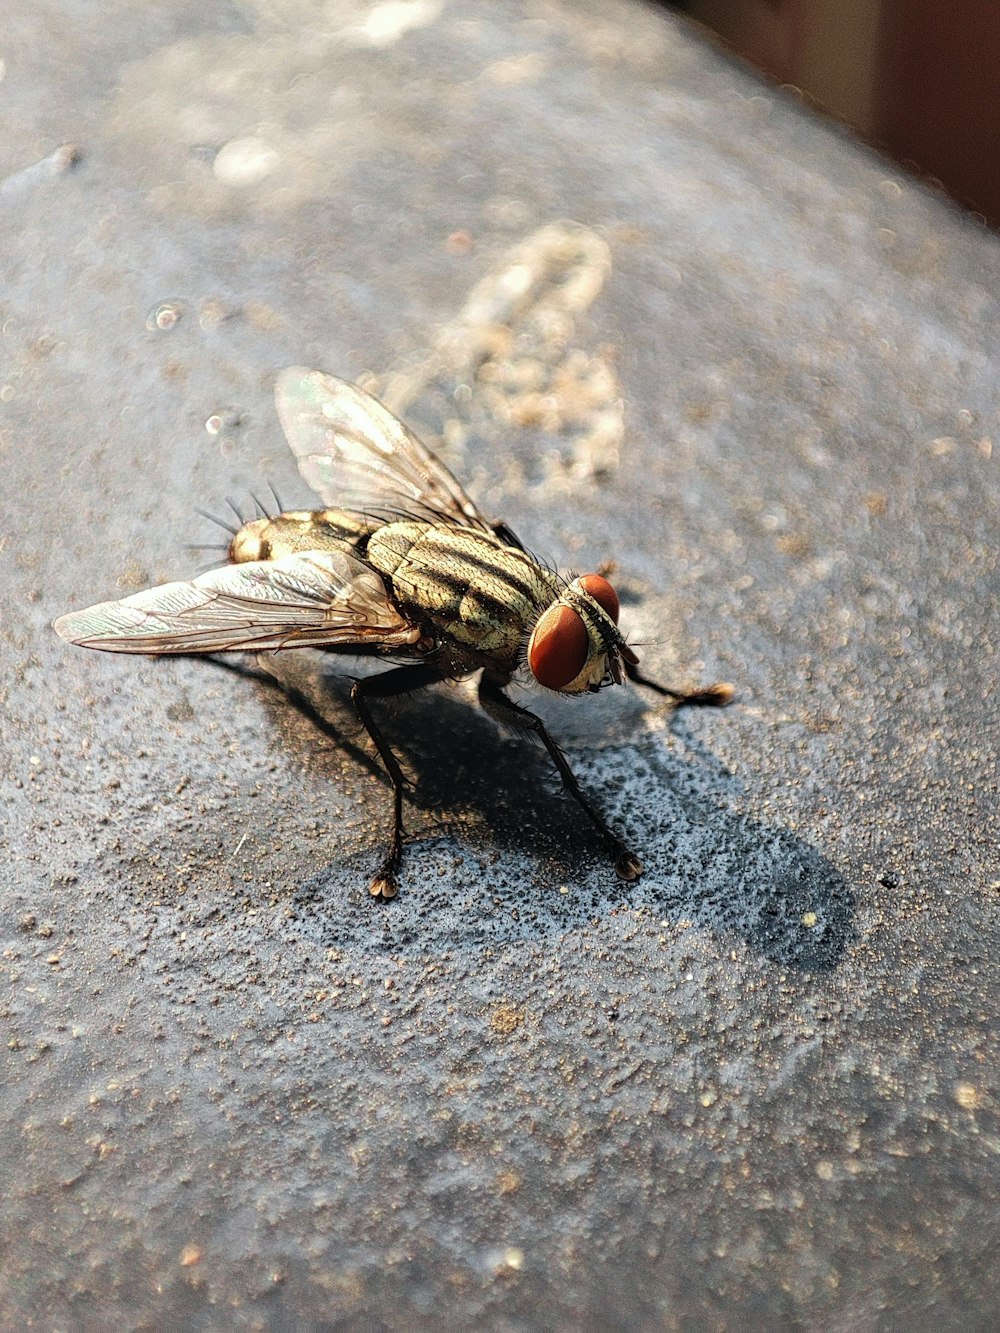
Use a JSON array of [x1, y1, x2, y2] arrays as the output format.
[[202, 650, 610, 869], [201, 653, 855, 972]]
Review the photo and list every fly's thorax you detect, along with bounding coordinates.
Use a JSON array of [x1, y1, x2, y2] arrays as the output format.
[[527, 573, 636, 694], [228, 511, 380, 563], [367, 522, 559, 657]]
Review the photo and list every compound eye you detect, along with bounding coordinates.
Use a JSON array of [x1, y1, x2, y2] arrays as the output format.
[[578, 573, 620, 623], [528, 604, 590, 690]]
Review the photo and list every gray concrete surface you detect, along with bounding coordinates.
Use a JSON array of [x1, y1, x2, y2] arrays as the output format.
[[2, 0, 997, 1326]]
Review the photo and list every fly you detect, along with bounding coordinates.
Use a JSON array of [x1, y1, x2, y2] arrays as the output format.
[[54, 368, 734, 900]]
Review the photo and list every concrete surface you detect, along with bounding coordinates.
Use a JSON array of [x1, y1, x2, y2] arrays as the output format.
[[1, 0, 997, 1326]]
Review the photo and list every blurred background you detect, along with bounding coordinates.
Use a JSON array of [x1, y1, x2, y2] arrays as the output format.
[[672, 0, 1000, 226]]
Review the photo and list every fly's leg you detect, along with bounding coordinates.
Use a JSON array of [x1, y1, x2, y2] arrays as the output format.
[[351, 663, 443, 901], [624, 660, 735, 708], [478, 676, 643, 881]]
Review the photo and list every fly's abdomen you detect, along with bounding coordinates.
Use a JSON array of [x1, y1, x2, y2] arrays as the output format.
[[367, 522, 557, 655], [229, 511, 381, 564]]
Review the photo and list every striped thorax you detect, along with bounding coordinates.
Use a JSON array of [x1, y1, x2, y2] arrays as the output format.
[[366, 521, 557, 660]]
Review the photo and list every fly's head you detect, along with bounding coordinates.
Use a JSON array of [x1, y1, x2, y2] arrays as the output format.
[[527, 573, 638, 696]]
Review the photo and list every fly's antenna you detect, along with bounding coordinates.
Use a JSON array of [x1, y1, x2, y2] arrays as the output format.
[[248, 490, 272, 519], [225, 497, 247, 526], [194, 506, 239, 536], [267, 480, 284, 513]]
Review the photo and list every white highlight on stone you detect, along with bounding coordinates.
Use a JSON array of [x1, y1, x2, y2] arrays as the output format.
[[357, 0, 442, 49], [213, 137, 280, 186]]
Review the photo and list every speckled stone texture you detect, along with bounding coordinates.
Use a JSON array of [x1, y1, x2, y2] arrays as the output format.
[[1, 0, 997, 1326]]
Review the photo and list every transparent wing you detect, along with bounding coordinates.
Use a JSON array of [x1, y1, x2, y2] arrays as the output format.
[[275, 367, 500, 535], [53, 551, 421, 655]]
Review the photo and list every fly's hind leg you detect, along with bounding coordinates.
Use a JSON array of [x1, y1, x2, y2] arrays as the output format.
[[351, 663, 443, 901], [624, 659, 735, 708], [478, 676, 643, 882]]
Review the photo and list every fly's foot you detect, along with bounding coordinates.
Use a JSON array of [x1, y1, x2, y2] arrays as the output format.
[[368, 867, 400, 901], [625, 662, 736, 708], [678, 681, 736, 708], [614, 848, 643, 881]]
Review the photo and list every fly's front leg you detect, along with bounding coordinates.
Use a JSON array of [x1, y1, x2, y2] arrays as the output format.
[[478, 676, 643, 882], [624, 659, 735, 708], [351, 663, 443, 901]]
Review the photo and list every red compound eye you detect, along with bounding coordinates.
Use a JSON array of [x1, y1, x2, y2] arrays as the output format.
[[528, 604, 590, 690], [578, 573, 620, 623]]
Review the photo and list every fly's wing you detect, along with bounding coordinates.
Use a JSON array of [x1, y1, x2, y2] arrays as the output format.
[[275, 367, 522, 544], [53, 551, 421, 655]]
